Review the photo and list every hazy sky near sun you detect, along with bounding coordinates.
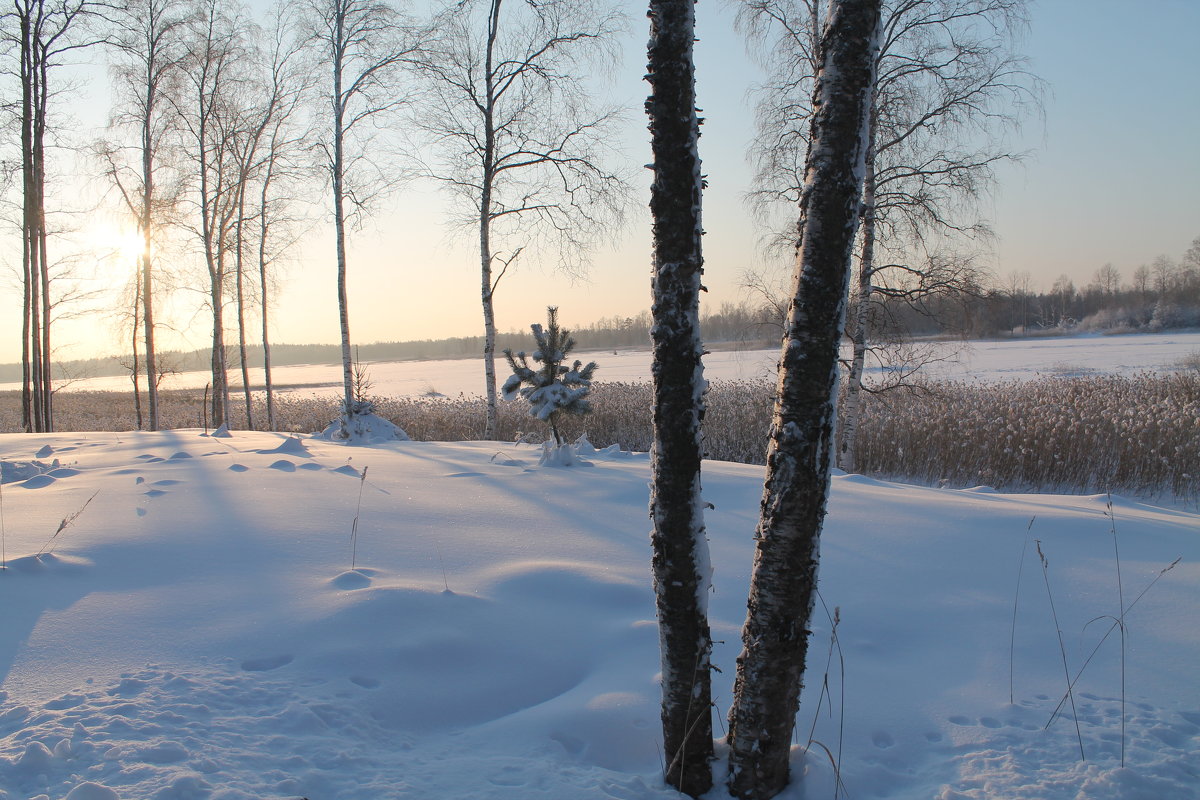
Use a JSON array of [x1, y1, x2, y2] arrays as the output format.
[[2, 0, 1198, 366]]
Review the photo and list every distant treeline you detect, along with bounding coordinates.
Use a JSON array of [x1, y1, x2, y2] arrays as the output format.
[[0, 306, 778, 386], [4, 272, 1197, 386]]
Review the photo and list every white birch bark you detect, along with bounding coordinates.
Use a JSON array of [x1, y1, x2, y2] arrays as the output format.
[[726, 2, 881, 797]]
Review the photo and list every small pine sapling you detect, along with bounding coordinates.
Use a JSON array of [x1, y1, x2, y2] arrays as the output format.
[[502, 307, 598, 447]]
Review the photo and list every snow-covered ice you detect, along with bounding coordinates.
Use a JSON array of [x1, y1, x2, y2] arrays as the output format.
[[8, 331, 1199, 399], [1, 430, 1197, 799]]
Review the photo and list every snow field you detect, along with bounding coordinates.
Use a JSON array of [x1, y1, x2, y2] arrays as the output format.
[[0, 431, 1197, 799]]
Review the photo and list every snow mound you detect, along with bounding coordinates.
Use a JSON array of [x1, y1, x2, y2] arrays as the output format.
[[1, 458, 58, 484], [258, 435, 312, 456], [320, 412, 410, 445], [537, 439, 594, 468]]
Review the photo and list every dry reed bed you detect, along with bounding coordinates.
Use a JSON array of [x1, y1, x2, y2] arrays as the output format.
[[2, 373, 1196, 499]]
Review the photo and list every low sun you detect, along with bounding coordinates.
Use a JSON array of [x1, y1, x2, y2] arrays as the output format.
[[88, 223, 148, 264]]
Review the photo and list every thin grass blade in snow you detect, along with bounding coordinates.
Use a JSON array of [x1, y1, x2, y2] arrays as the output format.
[[36, 491, 99, 558]]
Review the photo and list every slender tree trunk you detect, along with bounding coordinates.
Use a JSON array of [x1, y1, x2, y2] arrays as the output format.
[[38, 185, 53, 431], [210, 287, 227, 427], [198, 160, 223, 427], [19, 11, 33, 432], [142, 72, 160, 431], [131, 269, 144, 430], [479, 0, 501, 440], [21, 240, 33, 433], [258, 179, 276, 431], [645, 0, 713, 795], [334, 115, 355, 420], [332, 3, 355, 426], [726, 3, 880, 798], [235, 187, 254, 429], [35, 42, 53, 431], [837, 127, 877, 473], [481, 246, 499, 439]]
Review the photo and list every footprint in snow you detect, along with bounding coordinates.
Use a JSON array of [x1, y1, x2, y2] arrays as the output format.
[[872, 731, 895, 749], [228, 463, 250, 472], [269, 459, 296, 472], [330, 569, 374, 590], [168, 451, 193, 460]]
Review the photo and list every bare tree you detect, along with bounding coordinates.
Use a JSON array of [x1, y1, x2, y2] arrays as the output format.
[[174, 0, 252, 428], [307, 0, 416, 436], [1150, 254, 1175, 299], [6, 0, 101, 431], [740, 0, 1040, 473], [225, 2, 308, 429], [250, 4, 313, 431], [1131, 263, 1151, 305], [645, 0, 712, 794], [100, 0, 190, 431], [1093, 262, 1120, 296], [724, 2, 880, 798], [412, 0, 628, 439]]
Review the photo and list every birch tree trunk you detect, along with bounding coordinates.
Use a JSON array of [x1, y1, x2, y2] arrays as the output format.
[[141, 62, 162, 434], [726, 2, 881, 798], [478, 0, 500, 441], [234, 182, 254, 429], [332, 5, 355, 422], [258, 173, 276, 431], [837, 125, 876, 473], [646, 0, 713, 794], [131, 269, 144, 430]]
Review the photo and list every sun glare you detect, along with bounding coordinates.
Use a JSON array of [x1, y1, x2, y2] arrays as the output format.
[[88, 223, 148, 265]]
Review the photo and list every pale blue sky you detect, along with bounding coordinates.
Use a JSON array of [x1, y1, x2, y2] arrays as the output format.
[[3, 0, 1198, 365]]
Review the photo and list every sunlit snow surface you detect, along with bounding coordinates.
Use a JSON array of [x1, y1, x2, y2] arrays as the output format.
[[10, 331, 1200, 398], [1, 431, 1197, 799]]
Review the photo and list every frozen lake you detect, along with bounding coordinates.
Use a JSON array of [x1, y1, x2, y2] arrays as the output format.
[[9, 330, 1199, 398]]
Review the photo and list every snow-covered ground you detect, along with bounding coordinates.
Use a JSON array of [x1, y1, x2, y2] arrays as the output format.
[[6, 331, 1199, 398], [1, 431, 1197, 799]]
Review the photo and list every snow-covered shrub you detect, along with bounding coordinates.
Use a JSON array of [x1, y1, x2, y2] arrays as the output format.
[[1078, 306, 1148, 333], [501, 307, 597, 446], [1148, 301, 1200, 331], [321, 398, 409, 445]]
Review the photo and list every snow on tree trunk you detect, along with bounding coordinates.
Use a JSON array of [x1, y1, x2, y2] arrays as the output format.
[[726, 2, 881, 799], [645, 0, 714, 795], [838, 143, 877, 474]]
